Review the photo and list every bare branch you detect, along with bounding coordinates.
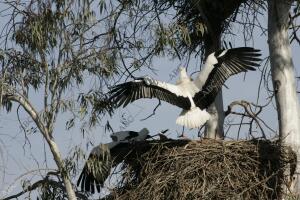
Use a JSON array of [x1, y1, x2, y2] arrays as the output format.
[[140, 100, 161, 121], [225, 100, 277, 138]]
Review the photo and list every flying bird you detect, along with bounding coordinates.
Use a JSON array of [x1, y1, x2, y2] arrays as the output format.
[[109, 47, 261, 128], [77, 128, 149, 193]]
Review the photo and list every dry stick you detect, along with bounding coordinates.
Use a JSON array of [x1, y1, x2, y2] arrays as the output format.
[[140, 100, 161, 121], [237, 171, 279, 197], [225, 100, 270, 138], [110, 140, 289, 199]]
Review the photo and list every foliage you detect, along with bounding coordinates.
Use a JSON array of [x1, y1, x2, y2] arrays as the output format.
[[0, 0, 118, 127], [0, 0, 120, 199]]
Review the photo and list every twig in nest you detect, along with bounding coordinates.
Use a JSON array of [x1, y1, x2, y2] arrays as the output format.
[[108, 139, 293, 200]]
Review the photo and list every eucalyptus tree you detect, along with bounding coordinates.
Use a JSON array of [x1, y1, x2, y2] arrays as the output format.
[[0, 0, 121, 199]]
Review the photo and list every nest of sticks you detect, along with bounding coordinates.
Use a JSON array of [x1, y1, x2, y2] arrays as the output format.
[[104, 139, 296, 200]]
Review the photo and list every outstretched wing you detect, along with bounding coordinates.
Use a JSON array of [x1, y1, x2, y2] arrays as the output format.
[[194, 47, 261, 109], [108, 78, 191, 110], [78, 129, 150, 193], [77, 144, 112, 194]]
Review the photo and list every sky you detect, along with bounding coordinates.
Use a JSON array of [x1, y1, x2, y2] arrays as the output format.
[[0, 2, 300, 199]]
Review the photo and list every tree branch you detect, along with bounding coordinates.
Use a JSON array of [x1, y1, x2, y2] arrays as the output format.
[[2, 178, 87, 200], [4, 91, 49, 139], [225, 100, 275, 138], [140, 100, 161, 121]]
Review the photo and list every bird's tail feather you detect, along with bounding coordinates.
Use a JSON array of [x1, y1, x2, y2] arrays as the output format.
[[176, 108, 210, 128]]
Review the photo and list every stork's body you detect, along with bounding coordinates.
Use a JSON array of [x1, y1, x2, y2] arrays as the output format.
[[174, 68, 211, 128], [109, 47, 261, 128]]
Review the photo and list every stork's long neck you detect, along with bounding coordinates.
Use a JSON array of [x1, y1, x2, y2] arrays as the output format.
[[199, 62, 213, 81], [194, 57, 216, 88]]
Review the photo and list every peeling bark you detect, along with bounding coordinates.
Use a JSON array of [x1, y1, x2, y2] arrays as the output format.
[[268, 0, 300, 196]]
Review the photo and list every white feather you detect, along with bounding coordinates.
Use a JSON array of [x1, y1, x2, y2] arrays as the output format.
[[193, 52, 217, 88], [146, 68, 212, 128], [144, 76, 183, 96], [176, 107, 210, 129]]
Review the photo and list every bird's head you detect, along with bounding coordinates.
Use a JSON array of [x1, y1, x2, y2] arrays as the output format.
[[178, 66, 187, 73], [178, 67, 188, 78], [179, 66, 185, 71], [177, 67, 191, 84], [138, 128, 149, 140]]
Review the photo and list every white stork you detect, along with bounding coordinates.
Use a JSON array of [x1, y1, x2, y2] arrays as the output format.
[[109, 47, 261, 128], [77, 128, 149, 193]]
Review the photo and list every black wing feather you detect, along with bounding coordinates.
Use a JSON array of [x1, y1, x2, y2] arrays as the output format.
[[194, 47, 261, 109], [77, 147, 112, 194], [109, 79, 191, 110]]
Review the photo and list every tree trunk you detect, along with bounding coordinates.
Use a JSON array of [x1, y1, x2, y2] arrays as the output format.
[[191, 0, 225, 139], [268, 0, 300, 196], [205, 92, 225, 139], [204, 36, 225, 139], [49, 140, 77, 200]]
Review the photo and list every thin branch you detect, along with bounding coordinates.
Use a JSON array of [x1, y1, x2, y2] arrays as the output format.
[[16, 105, 32, 150], [225, 100, 276, 138], [140, 100, 161, 121]]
